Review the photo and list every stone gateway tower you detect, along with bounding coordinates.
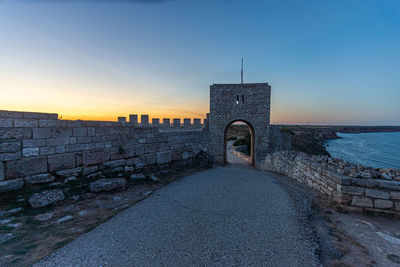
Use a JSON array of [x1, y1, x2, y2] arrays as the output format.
[[209, 83, 272, 165]]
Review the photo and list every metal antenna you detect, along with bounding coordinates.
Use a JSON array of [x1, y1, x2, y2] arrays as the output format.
[[241, 57, 243, 84]]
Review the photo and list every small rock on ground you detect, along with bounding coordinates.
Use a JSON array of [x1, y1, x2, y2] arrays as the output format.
[[57, 215, 73, 224], [34, 213, 53, 222], [29, 190, 65, 208], [89, 178, 126, 192], [130, 174, 146, 181]]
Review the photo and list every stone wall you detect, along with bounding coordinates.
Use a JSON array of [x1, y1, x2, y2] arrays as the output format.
[[0, 110, 209, 194], [259, 151, 400, 215]]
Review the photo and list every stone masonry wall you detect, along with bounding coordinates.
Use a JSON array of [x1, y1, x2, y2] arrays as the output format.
[[0, 110, 209, 194], [260, 151, 400, 215]]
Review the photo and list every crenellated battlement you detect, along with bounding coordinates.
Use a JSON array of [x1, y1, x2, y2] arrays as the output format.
[[0, 110, 209, 131]]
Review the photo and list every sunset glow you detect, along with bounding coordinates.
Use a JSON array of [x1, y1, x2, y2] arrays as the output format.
[[1, 0, 399, 125]]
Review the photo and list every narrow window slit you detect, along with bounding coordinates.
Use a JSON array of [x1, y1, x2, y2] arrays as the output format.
[[242, 95, 245, 104]]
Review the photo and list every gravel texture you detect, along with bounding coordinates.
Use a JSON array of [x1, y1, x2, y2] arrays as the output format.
[[35, 161, 320, 266]]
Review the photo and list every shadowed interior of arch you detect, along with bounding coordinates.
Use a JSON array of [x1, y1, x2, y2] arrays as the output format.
[[224, 120, 255, 165]]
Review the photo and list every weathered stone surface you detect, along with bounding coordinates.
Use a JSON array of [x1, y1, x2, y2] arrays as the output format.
[[157, 151, 171, 164], [0, 178, 24, 193], [29, 189, 65, 208], [48, 153, 76, 172], [395, 202, 400, 211], [89, 178, 126, 192], [0, 233, 14, 244], [5, 157, 47, 179], [149, 174, 160, 183], [134, 144, 144, 156], [130, 173, 146, 181], [85, 150, 110, 165], [64, 176, 77, 183], [351, 196, 373, 207], [337, 185, 364, 196], [103, 159, 126, 169], [135, 162, 144, 170], [22, 147, 39, 157], [0, 207, 23, 218], [390, 192, 400, 200], [56, 167, 82, 178], [0, 118, 13, 127], [377, 180, 400, 191], [0, 162, 3, 181], [0, 141, 20, 153], [25, 173, 55, 184], [82, 166, 98, 176], [365, 189, 389, 199], [57, 215, 73, 223], [182, 151, 190, 160], [34, 212, 53, 221], [33, 128, 51, 139], [350, 178, 377, 188], [374, 199, 393, 209], [0, 128, 31, 139], [14, 118, 38, 128]]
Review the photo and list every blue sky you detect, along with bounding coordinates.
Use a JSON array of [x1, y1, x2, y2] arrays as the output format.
[[0, 0, 399, 124]]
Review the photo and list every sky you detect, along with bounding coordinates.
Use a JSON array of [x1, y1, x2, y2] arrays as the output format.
[[0, 0, 399, 125]]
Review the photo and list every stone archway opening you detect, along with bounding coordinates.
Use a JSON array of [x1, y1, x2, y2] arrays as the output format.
[[224, 120, 255, 165]]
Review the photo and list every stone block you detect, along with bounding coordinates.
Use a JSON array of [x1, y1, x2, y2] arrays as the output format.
[[0, 162, 3, 181], [118, 117, 126, 123], [82, 166, 98, 176], [0, 152, 21, 161], [25, 173, 55, 184], [89, 178, 126, 192], [378, 180, 400, 191], [5, 157, 47, 179], [13, 119, 38, 128], [351, 196, 373, 207], [22, 112, 50, 119], [0, 142, 21, 153], [0, 178, 24, 193], [163, 118, 170, 126], [390, 192, 400, 200], [350, 178, 378, 188], [193, 118, 201, 125], [47, 138, 69, 146], [0, 110, 22, 118], [40, 146, 56, 155], [73, 127, 87, 137], [129, 114, 138, 124], [141, 115, 149, 125], [103, 159, 126, 169], [51, 128, 72, 138], [184, 118, 191, 125], [157, 151, 171, 164], [0, 128, 31, 139], [29, 189, 65, 208], [395, 202, 400, 211], [0, 118, 13, 128], [33, 128, 51, 139], [23, 139, 46, 148], [38, 120, 58, 127], [152, 118, 160, 125], [134, 162, 144, 170], [66, 144, 85, 152], [48, 153, 76, 172], [56, 146, 66, 154], [173, 118, 180, 127], [55, 167, 82, 178], [134, 144, 144, 156], [87, 127, 95, 137], [23, 148, 39, 157], [85, 150, 110, 165], [374, 199, 393, 209], [365, 189, 389, 199], [143, 154, 156, 166], [337, 185, 364, 196]]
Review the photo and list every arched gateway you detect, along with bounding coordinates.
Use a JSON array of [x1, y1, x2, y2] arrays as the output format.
[[209, 83, 272, 166]]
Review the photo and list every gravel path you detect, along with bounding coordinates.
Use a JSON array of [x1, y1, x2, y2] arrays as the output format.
[[35, 157, 320, 266]]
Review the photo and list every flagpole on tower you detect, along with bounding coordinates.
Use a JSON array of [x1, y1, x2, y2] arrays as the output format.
[[241, 57, 243, 84]]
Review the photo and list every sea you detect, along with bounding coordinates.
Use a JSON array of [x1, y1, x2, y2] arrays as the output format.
[[325, 132, 400, 169]]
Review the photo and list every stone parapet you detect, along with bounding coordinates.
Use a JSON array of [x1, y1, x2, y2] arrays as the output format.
[[259, 151, 400, 216]]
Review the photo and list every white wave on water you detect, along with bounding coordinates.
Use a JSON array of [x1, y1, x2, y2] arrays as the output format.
[[326, 132, 400, 169]]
